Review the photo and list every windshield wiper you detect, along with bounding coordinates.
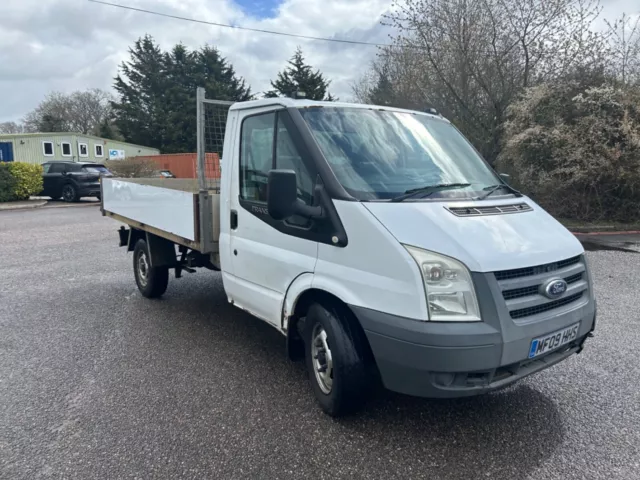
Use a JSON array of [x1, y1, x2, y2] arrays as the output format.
[[391, 183, 471, 202], [475, 183, 522, 201]]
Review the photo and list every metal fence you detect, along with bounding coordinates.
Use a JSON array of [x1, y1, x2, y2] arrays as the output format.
[[196, 87, 234, 192]]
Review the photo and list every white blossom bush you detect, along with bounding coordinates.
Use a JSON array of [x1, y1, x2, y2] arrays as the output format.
[[497, 82, 640, 222]]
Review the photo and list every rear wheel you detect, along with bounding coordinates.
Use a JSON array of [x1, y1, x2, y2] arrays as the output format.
[[61, 184, 78, 202], [133, 238, 169, 298], [304, 302, 373, 416]]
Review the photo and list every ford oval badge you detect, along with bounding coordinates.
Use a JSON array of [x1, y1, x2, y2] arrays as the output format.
[[543, 278, 568, 299]]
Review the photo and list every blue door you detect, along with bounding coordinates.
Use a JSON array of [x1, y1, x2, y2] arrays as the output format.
[[0, 142, 14, 162]]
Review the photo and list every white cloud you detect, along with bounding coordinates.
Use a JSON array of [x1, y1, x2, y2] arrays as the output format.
[[1, 0, 637, 122], [0, 0, 392, 121]]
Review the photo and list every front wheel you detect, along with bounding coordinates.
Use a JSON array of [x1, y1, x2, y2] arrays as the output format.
[[133, 238, 169, 298], [304, 302, 373, 416]]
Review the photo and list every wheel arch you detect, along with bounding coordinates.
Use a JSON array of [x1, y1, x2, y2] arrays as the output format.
[[283, 280, 372, 363]]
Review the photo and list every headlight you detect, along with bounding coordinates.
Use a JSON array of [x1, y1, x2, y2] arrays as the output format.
[[404, 245, 481, 322]]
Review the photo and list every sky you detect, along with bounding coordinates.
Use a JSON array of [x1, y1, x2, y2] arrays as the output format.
[[0, 0, 637, 123]]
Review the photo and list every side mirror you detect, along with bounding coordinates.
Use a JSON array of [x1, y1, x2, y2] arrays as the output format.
[[499, 173, 511, 183], [267, 170, 298, 220], [267, 169, 322, 221]]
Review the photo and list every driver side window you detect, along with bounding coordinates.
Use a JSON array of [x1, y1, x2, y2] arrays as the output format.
[[240, 112, 275, 202], [240, 111, 315, 208], [275, 117, 314, 206]]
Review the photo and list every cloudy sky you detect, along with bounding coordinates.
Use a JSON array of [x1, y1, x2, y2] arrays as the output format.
[[0, 0, 637, 123]]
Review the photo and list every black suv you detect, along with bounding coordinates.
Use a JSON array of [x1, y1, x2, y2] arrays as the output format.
[[41, 161, 113, 202]]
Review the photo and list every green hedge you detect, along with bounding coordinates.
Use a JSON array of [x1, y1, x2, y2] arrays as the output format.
[[0, 162, 43, 202], [0, 164, 18, 202]]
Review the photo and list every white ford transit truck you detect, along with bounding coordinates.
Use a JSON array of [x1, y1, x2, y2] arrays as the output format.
[[101, 94, 596, 416]]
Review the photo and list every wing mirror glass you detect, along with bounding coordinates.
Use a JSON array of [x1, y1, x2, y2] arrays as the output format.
[[267, 170, 297, 220]]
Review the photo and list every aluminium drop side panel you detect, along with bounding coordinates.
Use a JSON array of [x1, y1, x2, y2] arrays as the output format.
[[102, 178, 197, 241]]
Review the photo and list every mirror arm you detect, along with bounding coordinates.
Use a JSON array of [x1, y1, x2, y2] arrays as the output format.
[[294, 199, 323, 218]]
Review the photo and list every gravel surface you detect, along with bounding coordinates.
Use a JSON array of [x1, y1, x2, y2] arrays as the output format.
[[1, 207, 639, 480]]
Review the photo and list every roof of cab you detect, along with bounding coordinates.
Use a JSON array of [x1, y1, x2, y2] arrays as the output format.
[[228, 98, 445, 120]]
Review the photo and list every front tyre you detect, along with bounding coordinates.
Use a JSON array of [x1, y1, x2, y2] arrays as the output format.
[[304, 302, 373, 416], [133, 238, 169, 298]]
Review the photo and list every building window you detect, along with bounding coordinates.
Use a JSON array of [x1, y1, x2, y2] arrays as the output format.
[[61, 142, 72, 157], [43, 141, 54, 156], [95, 144, 104, 157], [78, 143, 88, 157]]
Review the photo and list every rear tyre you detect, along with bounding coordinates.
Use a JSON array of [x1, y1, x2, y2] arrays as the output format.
[[133, 238, 169, 298], [304, 302, 373, 417], [61, 184, 78, 202]]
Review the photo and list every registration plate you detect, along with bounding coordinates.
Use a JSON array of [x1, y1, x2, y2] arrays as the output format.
[[528, 323, 580, 359]]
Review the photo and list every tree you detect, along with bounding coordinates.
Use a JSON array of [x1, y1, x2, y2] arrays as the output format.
[[112, 36, 252, 153], [356, 0, 609, 163], [22, 89, 114, 134], [95, 117, 122, 141], [605, 13, 640, 87], [0, 121, 25, 134], [265, 47, 335, 100]]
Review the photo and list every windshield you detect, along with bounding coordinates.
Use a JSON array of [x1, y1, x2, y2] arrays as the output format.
[[299, 107, 500, 200]]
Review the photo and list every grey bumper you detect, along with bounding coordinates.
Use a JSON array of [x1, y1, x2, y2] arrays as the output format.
[[351, 270, 597, 398], [354, 306, 594, 398]]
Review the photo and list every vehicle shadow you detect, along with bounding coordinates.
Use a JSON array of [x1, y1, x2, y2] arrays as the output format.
[[154, 275, 564, 479], [341, 385, 564, 479]]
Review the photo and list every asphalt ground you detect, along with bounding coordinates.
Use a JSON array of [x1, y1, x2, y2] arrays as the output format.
[[1, 206, 639, 480]]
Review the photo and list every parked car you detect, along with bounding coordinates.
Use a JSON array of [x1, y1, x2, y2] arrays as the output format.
[[153, 170, 176, 178], [41, 161, 113, 202]]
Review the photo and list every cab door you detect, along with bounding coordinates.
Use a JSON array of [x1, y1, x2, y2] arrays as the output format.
[[222, 108, 319, 326]]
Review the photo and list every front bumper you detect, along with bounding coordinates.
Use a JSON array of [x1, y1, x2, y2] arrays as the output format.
[[352, 304, 596, 399]]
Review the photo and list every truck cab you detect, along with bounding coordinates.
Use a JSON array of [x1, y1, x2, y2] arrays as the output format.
[[102, 97, 596, 416]]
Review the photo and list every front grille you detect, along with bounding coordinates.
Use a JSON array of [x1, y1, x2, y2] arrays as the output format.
[[502, 272, 584, 300], [565, 272, 583, 284], [448, 202, 532, 217], [495, 256, 581, 281], [510, 292, 584, 319], [503, 284, 539, 300], [495, 255, 588, 320]]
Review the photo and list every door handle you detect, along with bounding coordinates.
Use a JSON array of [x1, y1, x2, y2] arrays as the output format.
[[230, 210, 238, 230]]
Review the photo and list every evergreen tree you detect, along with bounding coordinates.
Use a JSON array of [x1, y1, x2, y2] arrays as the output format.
[[265, 47, 335, 100], [112, 35, 167, 150], [95, 117, 122, 141], [112, 36, 252, 153], [369, 70, 395, 106]]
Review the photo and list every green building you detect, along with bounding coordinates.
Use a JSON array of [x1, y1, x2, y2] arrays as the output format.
[[0, 133, 159, 164]]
